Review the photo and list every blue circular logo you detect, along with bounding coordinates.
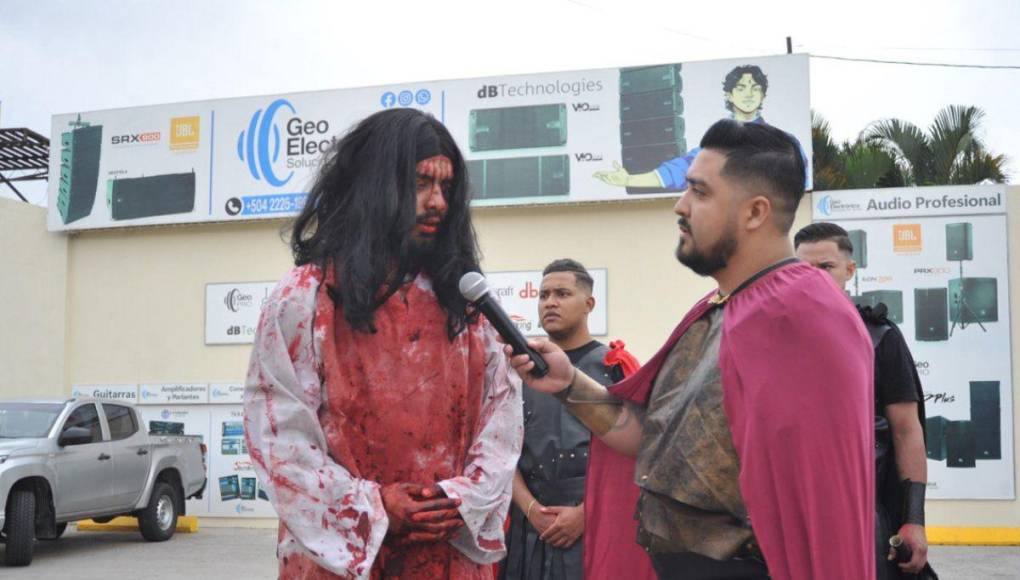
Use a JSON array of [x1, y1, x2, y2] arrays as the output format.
[[380, 92, 397, 108], [398, 90, 414, 106], [415, 89, 432, 105]]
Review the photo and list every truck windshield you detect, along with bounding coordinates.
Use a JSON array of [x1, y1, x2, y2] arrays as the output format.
[[0, 403, 65, 438]]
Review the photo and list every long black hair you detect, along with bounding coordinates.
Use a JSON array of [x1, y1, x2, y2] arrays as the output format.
[[289, 108, 480, 340]]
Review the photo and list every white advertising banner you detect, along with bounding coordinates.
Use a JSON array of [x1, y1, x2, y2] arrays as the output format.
[[811, 185, 1013, 499], [486, 268, 608, 337], [205, 281, 275, 344], [70, 384, 138, 403], [49, 54, 810, 231], [138, 382, 210, 405], [136, 405, 213, 516], [207, 405, 276, 517]]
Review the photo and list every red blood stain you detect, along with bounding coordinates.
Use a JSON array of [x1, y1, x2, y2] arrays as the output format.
[[287, 333, 302, 361], [271, 473, 321, 504], [478, 537, 503, 551]]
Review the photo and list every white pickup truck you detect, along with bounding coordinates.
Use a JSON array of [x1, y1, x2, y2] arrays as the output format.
[[0, 398, 207, 566]]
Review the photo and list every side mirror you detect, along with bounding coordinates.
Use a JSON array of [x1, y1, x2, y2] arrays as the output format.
[[58, 426, 94, 447]]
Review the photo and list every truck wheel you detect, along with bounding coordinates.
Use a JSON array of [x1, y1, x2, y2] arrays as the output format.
[[3, 489, 36, 566], [138, 482, 178, 542], [41, 522, 68, 541]]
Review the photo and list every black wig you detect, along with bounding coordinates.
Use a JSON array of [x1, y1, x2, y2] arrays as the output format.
[[289, 108, 480, 339]]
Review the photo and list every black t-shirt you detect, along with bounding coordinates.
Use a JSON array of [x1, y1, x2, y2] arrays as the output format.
[[874, 325, 921, 417]]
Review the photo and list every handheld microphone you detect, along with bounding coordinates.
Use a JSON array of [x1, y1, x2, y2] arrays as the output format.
[[459, 272, 549, 377]]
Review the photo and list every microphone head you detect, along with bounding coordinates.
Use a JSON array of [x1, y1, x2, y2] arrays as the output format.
[[459, 272, 489, 302]]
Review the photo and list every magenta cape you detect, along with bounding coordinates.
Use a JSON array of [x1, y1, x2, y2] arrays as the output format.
[[606, 262, 875, 580]]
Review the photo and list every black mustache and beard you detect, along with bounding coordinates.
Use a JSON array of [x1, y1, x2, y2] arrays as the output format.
[[675, 215, 738, 276], [408, 210, 445, 264]]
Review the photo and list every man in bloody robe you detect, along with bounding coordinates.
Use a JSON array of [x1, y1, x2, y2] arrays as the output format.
[[506, 119, 875, 580], [244, 109, 523, 579]]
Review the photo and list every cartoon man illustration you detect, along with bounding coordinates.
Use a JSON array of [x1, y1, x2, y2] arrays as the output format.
[[595, 65, 804, 192]]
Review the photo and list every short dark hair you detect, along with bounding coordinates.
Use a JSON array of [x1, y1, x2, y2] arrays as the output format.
[[722, 65, 768, 113], [542, 259, 594, 294], [794, 222, 854, 256], [699, 119, 806, 233]]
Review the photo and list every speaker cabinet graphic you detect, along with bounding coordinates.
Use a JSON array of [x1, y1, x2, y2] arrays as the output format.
[[58, 122, 103, 224], [619, 64, 682, 95], [847, 229, 867, 269], [970, 381, 1001, 459], [620, 142, 688, 174], [945, 420, 976, 468], [945, 222, 974, 261], [925, 416, 948, 461], [949, 277, 998, 324], [467, 155, 569, 200], [106, 171, 196, 221], [620, 116, 686, 149], [855, 290, 904, 324], [619, 88, 685, 123], [914, 288, 948, 342], [468, 104, 567, 152]]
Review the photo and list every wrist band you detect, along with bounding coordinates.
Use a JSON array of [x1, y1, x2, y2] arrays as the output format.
[[902, 480, 926, 526], [526, 499, 537, 520]]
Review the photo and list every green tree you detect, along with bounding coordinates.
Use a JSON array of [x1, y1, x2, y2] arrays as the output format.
[[812, 112, 902, 190], [862, 105, 1008, 185]]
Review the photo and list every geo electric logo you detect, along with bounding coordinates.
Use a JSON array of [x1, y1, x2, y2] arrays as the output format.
[[236, 99, 336, 186], [816, 195, 832, 216]]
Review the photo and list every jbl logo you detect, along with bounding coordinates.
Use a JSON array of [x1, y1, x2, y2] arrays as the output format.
[[893, 224, 922, 254], [170, 116, 200, 151]]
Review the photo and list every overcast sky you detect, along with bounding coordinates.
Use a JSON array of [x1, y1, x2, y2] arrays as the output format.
[[2, 0, 1018, 205]]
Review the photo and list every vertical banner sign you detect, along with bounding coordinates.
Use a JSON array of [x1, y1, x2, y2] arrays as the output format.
[[485, 269, 608, 337], [205, 282, 276, 344], [48, 54, 809, 231], [813, 185, 1013, 499]]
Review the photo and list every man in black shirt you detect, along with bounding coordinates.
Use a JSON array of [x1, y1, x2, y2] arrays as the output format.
[[795, 222, 929, 579], [501, 259, 631, 580]]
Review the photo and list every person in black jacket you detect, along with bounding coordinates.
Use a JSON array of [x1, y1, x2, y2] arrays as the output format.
[[795, 222, 930, 579]]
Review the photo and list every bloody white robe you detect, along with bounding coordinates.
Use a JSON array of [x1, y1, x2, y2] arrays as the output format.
[[244, 264, 523, 579]]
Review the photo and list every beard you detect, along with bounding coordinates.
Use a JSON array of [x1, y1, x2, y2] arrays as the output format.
[[675, 217, 738, 276]]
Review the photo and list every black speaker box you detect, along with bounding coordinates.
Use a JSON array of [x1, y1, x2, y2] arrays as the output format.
[[619, 88, 684, 123], [970, 381, 1001, 459], [860, 290, 904, 324], [847, 229, 867, 269], [914, 288, 948, 342], [945, 222, 974, 261], [949, 277, 998, 323], [925, 415, 948, 461], [619, 64, 682, 95], [108, 172, 196, 221], [57, 124, 103, 224], [468, 104, 567, 152], [467, 155, 569, 200], [620, 116, 685, 149], [945, 420, 976, 468]]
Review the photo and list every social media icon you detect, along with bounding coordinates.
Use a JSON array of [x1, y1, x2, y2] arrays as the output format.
[[381, 92, 397, 108], [398, 91, 414, 106], [415, 89, 432, 105]]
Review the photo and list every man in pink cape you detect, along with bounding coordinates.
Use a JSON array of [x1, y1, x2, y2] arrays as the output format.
[[506, 119, 874, 580]]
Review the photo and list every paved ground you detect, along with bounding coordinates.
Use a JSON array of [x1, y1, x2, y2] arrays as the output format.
[[1, 527, 1018, 578]]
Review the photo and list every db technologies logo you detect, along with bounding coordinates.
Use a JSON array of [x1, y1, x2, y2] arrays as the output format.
[[380, 89, 432, 108], [237, 99, 297, 187], [223, 288, 254, 313], [161, 409, 172, 420], [816, 195, 832, 216], [141, 390, 158, 401]]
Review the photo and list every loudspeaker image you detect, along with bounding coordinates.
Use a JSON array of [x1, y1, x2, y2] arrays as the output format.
[[949, 277, 998, 323], [847, 229, 867, 269], [621, 142, 687, 175], [925, 415, 948, 461], [945, 420, 976, 468], [467, 155, 569, 200], [619, 64, 682, 95], [914, 288, 948, 342], [468, 104, 567, 152], [619, 88, 684, 123], [107, 171, 196, 221], [58, 122, 103, 224], [859, 290, 904, 324], [970, 381, 1001, 459], [945, 222, 974, 261], [620, 116, 685, 148]]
